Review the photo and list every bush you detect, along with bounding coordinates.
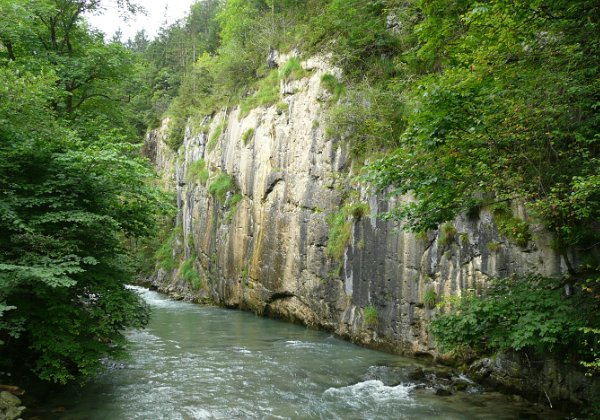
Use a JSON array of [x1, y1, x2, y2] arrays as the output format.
[[424, 287, 438, 309], [363, 305, 378, 326], [180, 256, 202, 290], [492, 205, 531, 247], [279, 57, 306, 81], [165, 116, 186, 151], [225, 193, 242, 223], [326, 211, 352, 261], [430, 275, 600, 370], [241, 128, 255, 145], [155, 224, 182, 271], [186, 159, 209, 184], [347, 202, 370, 220], [208, 173, 235, 203], [320, 73, 345, 102], [207, 120, 227, 153], [438, 222, 456, 248], [326, 200, 370, 261], [239, 70, 280, 117], [324, 83, 403, 159]]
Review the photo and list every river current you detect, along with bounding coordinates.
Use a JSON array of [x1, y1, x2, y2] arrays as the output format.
[[34, 286, 555, 419]]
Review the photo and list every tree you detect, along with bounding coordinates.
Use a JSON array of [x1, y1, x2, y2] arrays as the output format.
[[0, 0, 165, 384], [366, 0, 600, 274]]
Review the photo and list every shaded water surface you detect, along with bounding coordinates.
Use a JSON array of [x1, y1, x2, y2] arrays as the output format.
[[35, 287, 554, 419]]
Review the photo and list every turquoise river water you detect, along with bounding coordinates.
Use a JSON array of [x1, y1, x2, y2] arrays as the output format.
[[33, 286, 557, 419]]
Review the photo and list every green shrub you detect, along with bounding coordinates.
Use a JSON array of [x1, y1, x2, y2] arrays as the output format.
[[208, 173, 235, 203], [180, 256, 202, 290], [326, 210, 352, 261], [430, 275, 600, 372], [155, 225, 182, 271], [165, 116, 186, 151], [324, 83, 403, 159], [320, 73, 345, 102], [424, 287, 438, 309], [186, 159, 209, 184], [363, 305, 378, 326], [279, 57, 306, 81], [492, 205, 531, 247], [276, 101, 288, 114], [225, 193, 242, 223], [438, 222, 457, 248], [241, 128, 255, 145], [239, 70, 280, 117], [207, 120, 227, 152], [487, 242, 501, 252], [347, 202, 370, 219], [325, 200, 370, 261]]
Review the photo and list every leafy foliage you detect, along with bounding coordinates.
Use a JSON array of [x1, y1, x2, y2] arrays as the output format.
[[225, 193, 243, 223], [424, 287, 438, 309], [325, 82, 403, 159], [326, 211, 352, 261], [438, 223, 457, 249], [492, 205, 531, 247], [187, 159, 210, 185], [208, 173, 236, 203], [242, 128, 255, 145], [155, 226, 181, 272], [279, 57, 306, 81], [320, 73, 345, 103], [364, 0, 600, 264], [239, 69, 281, 117], [0, 0, 165, 385], [180, 256, 202, 290], [431, 276, 600, 372], [326, 200, 369, 261], [207, 120, 227, 152]]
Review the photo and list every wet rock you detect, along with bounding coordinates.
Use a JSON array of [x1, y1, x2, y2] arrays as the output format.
[[406, 367, 425, 381], [467, 352, 600, 413], [362, 366, 405, 387], [452, 380, 469, 392], [434, 387, 452, 396], [0, 392, 21, 409], [0, 391, 26, 420], [468, 358, 493, 382]]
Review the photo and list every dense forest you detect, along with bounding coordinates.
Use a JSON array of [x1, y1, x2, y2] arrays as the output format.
[[0, 0, 598, 399]]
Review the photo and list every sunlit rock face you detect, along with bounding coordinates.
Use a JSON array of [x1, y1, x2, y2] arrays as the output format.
[[145, 53, 564, 357]]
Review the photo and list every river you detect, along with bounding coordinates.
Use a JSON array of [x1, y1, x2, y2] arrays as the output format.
[[33, 286, 555, 419]]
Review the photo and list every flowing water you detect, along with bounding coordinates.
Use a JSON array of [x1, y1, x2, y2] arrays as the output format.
[[34, 287, 555, 419]]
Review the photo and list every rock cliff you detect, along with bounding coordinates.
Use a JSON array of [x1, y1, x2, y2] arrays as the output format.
[[143, 54, 596, 408], [145, 53, 567, 354]]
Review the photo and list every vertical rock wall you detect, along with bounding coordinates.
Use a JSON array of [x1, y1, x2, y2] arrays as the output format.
[[145, 54, 567, 356]]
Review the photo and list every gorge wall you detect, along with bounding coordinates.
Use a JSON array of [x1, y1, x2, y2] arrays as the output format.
[[143, 54, 600, 410], [144, 53, 567, 356]]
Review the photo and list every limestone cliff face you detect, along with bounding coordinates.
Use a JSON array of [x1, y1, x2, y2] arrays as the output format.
[[145, 54, 566, 356]]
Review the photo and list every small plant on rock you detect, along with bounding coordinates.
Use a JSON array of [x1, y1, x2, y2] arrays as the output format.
[[364, 305, 378, 326], [241, 128, 255, 145], [424, 287, 438, 309]]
